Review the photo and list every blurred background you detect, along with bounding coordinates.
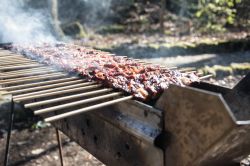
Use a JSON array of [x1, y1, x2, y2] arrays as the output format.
[[0, 0, 249, 165]]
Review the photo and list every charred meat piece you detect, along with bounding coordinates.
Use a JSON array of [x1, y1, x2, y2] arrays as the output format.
[[11, 43, 200, 101]]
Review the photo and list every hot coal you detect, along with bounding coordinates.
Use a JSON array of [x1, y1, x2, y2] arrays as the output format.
[[11, 43, 200, 101]]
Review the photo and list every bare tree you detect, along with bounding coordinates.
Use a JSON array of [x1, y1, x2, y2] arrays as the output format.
[[47, 0, 64, 39]]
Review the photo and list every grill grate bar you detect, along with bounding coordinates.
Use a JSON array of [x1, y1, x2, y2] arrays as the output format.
[[12, 81, 98, 97], [0, 62, 38, 67], [0, 77, 79, 91], [0, 55, 25, 59], [0, 70, 62, 79], [3, 79, 88, 95], [0, 67, 57, 75], [25, 88, 113, 108], [0, 64, 44, 71], [179, 67, 196, 72], [34, 92, 123, 115], [0, 59, 37, 65], [14, 84, 102, 102], [200, 74, 213, 80], [44, 96, 133, 122], [0, 73, 68, 85]]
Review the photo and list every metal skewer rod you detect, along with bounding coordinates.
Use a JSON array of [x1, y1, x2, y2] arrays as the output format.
[[200, 74, 213, 80], [14, 84, 102, 102], [0, 58, 35, 62], [0, 72, 67, 83], [0, 64, 44, 71], [0, 73, 67, 85], [179, 67, 196, 72], [0, 54, 29, 58], [25, 88, 113, 108], [162, 66, 177, 70], [0, 59, 36, 64], [0, 70, 62, 79], [0, 67, 57, 74], [0, 77, 79, 91], [0, 63, 38, 69], [0, 67, 58, 75], [44, 96, 133, 122], [12, 81, 98, 97], [197, 72, 203, 76], [0, 62, 37, 67], [34, 92, 123, 115], [0, 55, 25, 59], [0, 57, 32, 62], [0, 53, 16, 56], [0, 52, 14, 56], [4, 79, 87, 95]]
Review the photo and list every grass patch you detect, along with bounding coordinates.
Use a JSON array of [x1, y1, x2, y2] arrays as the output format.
[[199, 63, 250, 77], [97, 24, 126, 34]]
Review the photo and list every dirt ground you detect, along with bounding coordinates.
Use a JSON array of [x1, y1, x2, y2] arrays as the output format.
[[0, 35, 250, 165], [0, 127, 104, 166]]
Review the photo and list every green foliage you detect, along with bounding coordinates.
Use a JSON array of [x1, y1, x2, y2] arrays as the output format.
[[195, 0, 241, 32], [32, 121, 51, 129]]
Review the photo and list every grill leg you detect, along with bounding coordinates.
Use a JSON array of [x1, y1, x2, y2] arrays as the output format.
[[4, 98, 14, 166], [56, 128, 64, 166]]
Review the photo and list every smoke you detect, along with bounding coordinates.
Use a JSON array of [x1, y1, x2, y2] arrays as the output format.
[[0, 0, 55, 43], [81, 0, 113, 26]]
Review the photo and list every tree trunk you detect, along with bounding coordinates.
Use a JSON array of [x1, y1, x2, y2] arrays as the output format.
[[48, 0, 64, 39], [160, 0, 166, 33]]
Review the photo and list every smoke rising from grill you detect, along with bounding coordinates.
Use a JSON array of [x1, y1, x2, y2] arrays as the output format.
[[0, 0, 55, 43]]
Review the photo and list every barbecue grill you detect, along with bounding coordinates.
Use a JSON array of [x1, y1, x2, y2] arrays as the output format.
[[0, 44, 250, 166]]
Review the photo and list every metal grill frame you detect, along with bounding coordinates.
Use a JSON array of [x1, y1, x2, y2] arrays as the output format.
[[1, 47, 250, 166]]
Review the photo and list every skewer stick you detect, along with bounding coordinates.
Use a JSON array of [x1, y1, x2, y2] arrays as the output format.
[[44, 96, 133, 122], [0, 60, 38, 66], [0, 64, 44, 71], [14, 84, 102, 102], [0, 55, 25, 59], [0, 59, 36, 64], [0, 67, 58, 75], [0, 72, 66, 83], [12, 81, 97, 97], [200, 74, 213, 80], [34, 92, 122, 115], [0, 70, 61, 79], [0, 57, 32, 62], [0, 77, 79, 91], [179, 67, 196, 72], [0, 62, 37, 66], [25, 88, 113, 108], [0, 63, 38, 68], [0, 73, 67, 85], [197, 72, 203, 76], [4, 79, 86, 95]]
